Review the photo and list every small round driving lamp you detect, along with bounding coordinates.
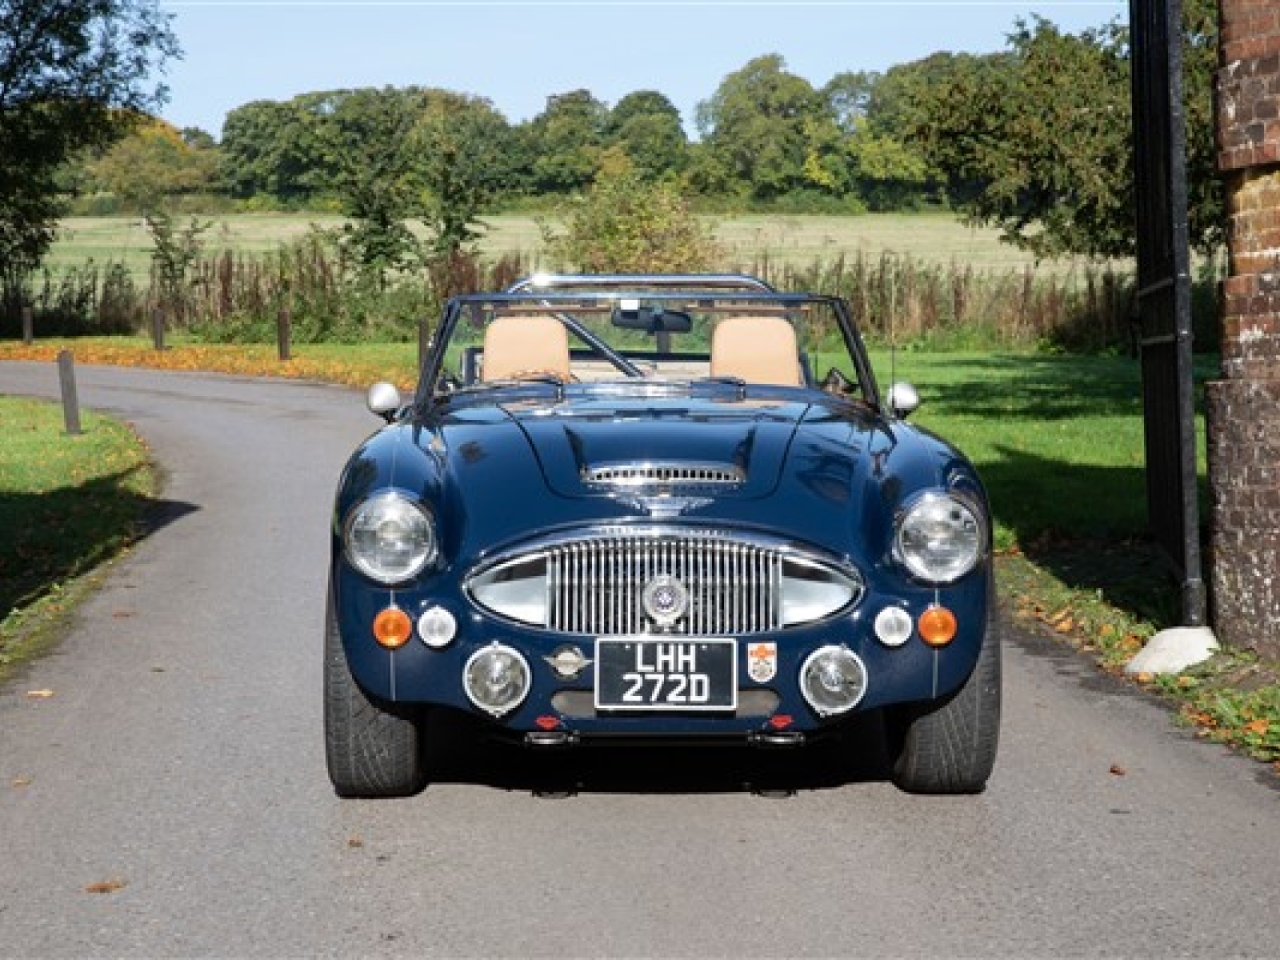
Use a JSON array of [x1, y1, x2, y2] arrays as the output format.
[[799, 645, 868, 716], [343, 493, 437, 584], [463, 643, 531, 717]]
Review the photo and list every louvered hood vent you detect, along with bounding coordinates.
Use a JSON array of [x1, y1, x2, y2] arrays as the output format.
[[582, 462, 745, 490]]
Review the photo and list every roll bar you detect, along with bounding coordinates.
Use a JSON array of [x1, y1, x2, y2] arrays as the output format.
[[505, 273, 778, 294]]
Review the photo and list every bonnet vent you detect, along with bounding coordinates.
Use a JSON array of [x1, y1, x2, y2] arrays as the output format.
[[583, 463, 745, 489]]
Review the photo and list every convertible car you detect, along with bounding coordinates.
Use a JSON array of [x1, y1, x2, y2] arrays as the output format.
[[325, 274, 1000, 797]]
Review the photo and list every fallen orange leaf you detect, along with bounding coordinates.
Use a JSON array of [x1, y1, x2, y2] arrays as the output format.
[[85, 879, 127, 894], [25, 689, 54, 699]]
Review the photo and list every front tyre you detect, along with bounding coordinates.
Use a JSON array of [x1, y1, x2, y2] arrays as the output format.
[[324, 595, 427, 798], [885, 605, 1002, 795]]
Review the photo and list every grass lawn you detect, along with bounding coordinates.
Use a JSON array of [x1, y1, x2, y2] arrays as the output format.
[[0, 397, 157, 677]]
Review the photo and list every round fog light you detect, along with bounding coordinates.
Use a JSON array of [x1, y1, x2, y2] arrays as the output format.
[[463, 643, 531, 717], [418, 606, 457, 648], [800, 645, 868, 716], [875, 606, 914, 647]]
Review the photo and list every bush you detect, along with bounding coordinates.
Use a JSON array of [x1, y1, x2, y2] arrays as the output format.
[[541, 172, 722, 273]]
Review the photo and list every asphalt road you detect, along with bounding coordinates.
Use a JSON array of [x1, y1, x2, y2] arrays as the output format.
[[1, 360, 1278, 959]]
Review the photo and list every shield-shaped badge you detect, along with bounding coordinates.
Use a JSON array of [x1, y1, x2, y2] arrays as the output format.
[[747, 641, 778, 683]]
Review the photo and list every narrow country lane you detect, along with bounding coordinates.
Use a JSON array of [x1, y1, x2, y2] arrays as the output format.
[[1, 361, 1278, 959]]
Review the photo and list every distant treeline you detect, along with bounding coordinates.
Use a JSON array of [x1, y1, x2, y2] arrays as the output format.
[[67, 0, 1223, 264]]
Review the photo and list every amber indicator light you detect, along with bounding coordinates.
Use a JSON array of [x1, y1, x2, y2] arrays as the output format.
[[372, 607, 413, 649], [918, 606, 958, 647]]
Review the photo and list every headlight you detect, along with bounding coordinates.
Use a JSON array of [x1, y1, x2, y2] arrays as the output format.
[[343, 493, 437, 584], [895, 492, 985, 584]]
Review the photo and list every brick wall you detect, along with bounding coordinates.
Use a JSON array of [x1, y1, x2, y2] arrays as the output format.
[[1208, 0, 1280, 658]]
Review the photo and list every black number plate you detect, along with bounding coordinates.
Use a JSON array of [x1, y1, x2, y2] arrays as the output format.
[[594, 638, 737, 712]]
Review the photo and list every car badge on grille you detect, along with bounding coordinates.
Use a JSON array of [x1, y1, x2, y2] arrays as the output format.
[[641, 575, 690, 626], [621, 495, 713, 519], [544, 645, 592, 679]]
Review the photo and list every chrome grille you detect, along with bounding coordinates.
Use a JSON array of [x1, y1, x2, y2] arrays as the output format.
[[547, 534, 780, 635], [583, 463, 744, 489]]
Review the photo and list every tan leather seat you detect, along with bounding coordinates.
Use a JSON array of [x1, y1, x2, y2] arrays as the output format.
[[710, 315, 803, 386], [481, 315, 571, 382]]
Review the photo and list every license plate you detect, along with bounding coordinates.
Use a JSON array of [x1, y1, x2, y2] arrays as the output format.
[[594, 638, 737, 712]]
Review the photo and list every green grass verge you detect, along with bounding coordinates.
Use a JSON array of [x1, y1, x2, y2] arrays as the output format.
[[0, 397, 157, 681]]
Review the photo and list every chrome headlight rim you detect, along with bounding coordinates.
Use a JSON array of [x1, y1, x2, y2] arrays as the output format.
[[342, 491, 438, 585], [894, 490, 987, 585]]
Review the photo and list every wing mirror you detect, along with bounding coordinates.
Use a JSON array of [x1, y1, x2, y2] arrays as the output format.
[[366, 382, 403, 422], [886, 382, 921, 418]]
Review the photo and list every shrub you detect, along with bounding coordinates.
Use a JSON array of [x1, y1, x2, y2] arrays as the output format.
[[540, 171, 722, 273]]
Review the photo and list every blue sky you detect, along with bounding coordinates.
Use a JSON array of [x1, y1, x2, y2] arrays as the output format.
[[157, 1, 1127, 138]]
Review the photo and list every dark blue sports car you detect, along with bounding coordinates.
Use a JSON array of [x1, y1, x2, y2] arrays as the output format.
[[326, 274, 999, 796]]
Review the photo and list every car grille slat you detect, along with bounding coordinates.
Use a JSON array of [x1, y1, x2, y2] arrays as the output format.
[[542, 534, 782, 636]]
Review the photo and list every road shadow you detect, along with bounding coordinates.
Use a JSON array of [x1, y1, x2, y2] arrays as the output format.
[[421, 708, 892, 797], [0, 468, 199, 618]]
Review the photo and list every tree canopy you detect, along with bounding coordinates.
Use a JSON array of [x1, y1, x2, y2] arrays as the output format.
[[904, 0, 1221, 257], [0, 0, 179, 280]]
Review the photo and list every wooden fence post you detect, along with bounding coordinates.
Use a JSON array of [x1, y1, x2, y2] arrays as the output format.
[[151, 308, 166, 351], [21, 306, 33, 345], [277, 307, 292, 361], [57, 350, 82, 436]]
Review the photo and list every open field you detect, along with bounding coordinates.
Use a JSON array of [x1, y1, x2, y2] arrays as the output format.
[[46, 212, 1103, 281]]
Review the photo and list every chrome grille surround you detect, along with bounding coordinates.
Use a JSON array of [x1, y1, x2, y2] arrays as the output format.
[[582, 462, 745, 490], [465, 526, 863, 636]]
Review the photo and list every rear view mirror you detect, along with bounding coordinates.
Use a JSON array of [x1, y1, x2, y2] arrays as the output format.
[[611, 303, 692, 334]]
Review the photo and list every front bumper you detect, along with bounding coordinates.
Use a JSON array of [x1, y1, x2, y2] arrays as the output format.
[[331, 561, 991, 736]]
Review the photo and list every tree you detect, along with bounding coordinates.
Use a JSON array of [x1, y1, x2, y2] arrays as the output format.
[[824, 69, 933, 209], [696, 55, 830, 201], [907, 3, 1221, 258], [541, 170, 721, 273], [0, 0, 178, 285], [86, 116, 219, 214], [219, 98, 329, 203], [410, 91, 512, 261], [608, 91, 688, 182], [527, 90, 610, 194], [320, 87, 423, 280]]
